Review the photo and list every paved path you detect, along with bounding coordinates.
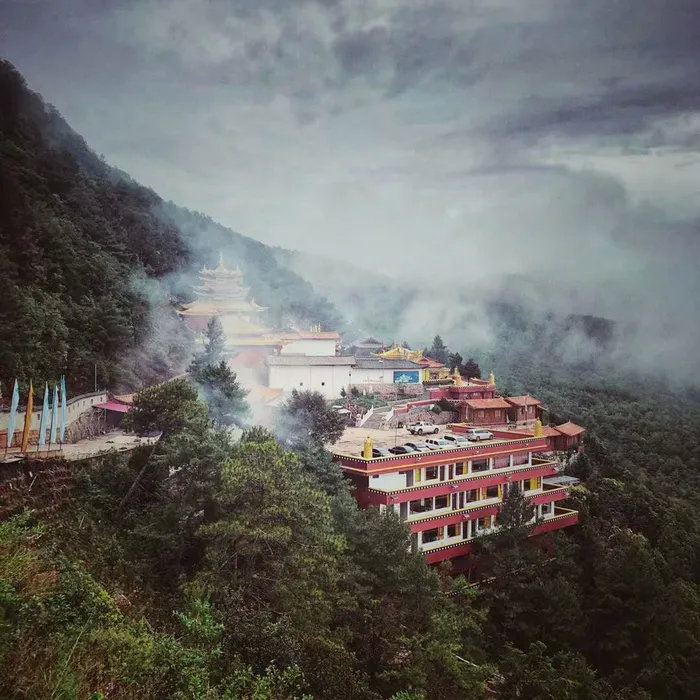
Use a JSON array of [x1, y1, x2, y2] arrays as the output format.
[[2, 431, 160, 463]]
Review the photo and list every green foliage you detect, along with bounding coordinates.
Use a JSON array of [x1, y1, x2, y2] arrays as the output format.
[[0, 60, 192, 392], [427, 335, 448, 364], [124, 378, 207, 437], [277, 389, 345, 447], [203, 317, 226, 366], [190, 360, 249, 428]]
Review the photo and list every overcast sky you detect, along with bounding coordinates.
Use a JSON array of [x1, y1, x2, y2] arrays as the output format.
[[3, 0, 700, 371]]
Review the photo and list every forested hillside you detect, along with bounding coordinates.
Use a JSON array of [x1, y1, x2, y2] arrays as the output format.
[[0, 60, 343, 394]]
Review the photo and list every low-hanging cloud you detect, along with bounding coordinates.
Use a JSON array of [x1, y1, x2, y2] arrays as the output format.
[[1, 0, 699, 380]]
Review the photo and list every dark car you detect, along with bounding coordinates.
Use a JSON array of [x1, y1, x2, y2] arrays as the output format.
[[370, 447, 391, 457], [389, 445, 416, 455], [405, 441, 431, 452]]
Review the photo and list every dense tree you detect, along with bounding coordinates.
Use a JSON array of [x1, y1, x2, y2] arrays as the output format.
[[427, 335, 448, 364], [462, 358, 481, 379], [203, 316, 225, 365], [124, 378, 207, 437], [276, 389, 345, 447], [190, 359, 249, 428]]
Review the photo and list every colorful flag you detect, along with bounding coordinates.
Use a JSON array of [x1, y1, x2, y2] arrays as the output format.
[[21, 380, 34, 453], [59, 376, 68, 442], [7, 380, 19, 448], [38, 383, 49, 447], [49, 384, 59, 445]]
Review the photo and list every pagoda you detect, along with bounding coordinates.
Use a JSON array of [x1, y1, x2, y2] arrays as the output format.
[[178, 254, 281, 348]]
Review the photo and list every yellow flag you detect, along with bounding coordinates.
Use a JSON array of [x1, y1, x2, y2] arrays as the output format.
[[21, 380, 34, 453]]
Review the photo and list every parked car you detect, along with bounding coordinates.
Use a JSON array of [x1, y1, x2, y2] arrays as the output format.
[[443, 433, 470, 445], [464, 428, 494, 441], [405, 441, 431, 452], [361, 447, 391, 457], [389, 445, 416, 455], [425, 438, 451, 449], [407, 421, 439, 435]]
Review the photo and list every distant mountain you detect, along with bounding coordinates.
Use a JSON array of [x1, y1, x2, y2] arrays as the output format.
[[0, 60, 343, 393]]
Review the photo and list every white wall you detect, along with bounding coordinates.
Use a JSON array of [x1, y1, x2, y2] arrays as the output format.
[[0, 391, 109, 431], [268, 364, 353, 399], [370, 471, 408, 490], [280, 338, 337, 356]]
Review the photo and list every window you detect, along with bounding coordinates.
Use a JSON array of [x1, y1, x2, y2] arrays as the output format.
[[447, 524, 458, 538], [439, 465, 445, 481], [410, 498, 433, 514], [523, 479, 531, 490], [466, 489, 478, 503], [425, 466, 438, 480], [422, 528, 440, 544], [486, 485, 499, 499], [455, 462, 464, 476], [472, 459, 489, 473], [434, 495, 448, 509]]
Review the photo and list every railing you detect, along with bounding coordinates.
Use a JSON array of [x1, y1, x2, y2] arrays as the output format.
[[357, 406, 374, 427]]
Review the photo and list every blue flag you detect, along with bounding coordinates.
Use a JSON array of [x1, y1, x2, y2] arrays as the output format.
[[60, 376, 68, 442], [49, 385, 59, 445], [7, 380, 19, 448], [38, 383, 49, 446]]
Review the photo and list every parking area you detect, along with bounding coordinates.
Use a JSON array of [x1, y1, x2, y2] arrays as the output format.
[[331, 425, 444, 455]]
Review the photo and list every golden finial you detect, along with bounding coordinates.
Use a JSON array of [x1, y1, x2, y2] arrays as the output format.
[[489, 371, 495, 385], [534, 419, 543, 438], [453, 367, 463, 386], [363, 436, 374, 459]]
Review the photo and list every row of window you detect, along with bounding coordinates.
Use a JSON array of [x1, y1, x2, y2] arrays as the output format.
[[405, 454, 531, 488], [401, 478, 541, 519], [420, 516, 494, 544], [418, 503, 555, 547]]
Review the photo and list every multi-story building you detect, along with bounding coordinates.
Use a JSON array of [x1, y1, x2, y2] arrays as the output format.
[[333, 424, 579, 568]]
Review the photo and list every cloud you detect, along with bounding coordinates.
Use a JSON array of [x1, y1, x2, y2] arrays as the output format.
[[1, 0, 699, 379]]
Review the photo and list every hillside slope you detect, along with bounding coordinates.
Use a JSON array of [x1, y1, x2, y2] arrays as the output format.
[[0, 60, 342, 393]]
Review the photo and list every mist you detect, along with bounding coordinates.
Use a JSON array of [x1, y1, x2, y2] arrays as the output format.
[[2, 0, 699, 380]]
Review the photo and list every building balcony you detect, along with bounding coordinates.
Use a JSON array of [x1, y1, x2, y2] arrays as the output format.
[[368, 457, 559, 496], [421, 507, 579, 564]]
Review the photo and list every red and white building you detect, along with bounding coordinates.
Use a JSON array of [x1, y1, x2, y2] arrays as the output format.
[[333, 427, 579, 569]]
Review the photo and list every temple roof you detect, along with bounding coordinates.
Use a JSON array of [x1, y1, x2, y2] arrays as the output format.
[[464, 398, 512, 410], [555, 421, 585, 437], [354, 358, 421, 369], [374, 345, 424, 362], [505, 395, 542, 406], [267, 355, 356, 366], [278, 331, 341, 341], [179, 299, 267, 316]]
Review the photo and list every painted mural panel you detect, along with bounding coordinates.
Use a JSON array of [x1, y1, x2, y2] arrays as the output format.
[[393, 370, 420, 384]]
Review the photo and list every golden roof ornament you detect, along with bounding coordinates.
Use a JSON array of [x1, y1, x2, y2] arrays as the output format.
[[363, 436, 374, 459], [534, 419, 543, 438]]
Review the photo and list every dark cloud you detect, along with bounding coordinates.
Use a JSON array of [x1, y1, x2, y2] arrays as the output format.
[[1, 0, 700, 378]]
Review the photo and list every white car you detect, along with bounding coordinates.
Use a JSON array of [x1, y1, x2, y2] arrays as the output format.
[[425, 438, 451, 449], [465, 428, 494, 441], [407, 421, 439, 435], [443, 433, 470, 445]]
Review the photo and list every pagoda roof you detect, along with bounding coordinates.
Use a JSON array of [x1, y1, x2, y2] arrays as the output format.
[[505, 395, 542, 406], [179, 299, 267, 316]]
